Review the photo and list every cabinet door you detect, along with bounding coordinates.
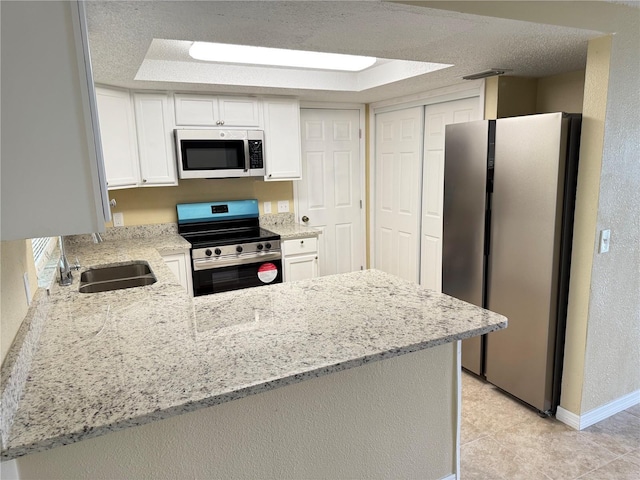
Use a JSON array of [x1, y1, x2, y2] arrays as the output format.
[[284, 254, 318, 282], [263, 99, 302, 180], [1, 1, 109, 240], [161, 252, 193, 296], [218, 96, 262, 127], [95, 87, 140, 189], [174, 94, 219, 126], [133, 93, 177, 186]]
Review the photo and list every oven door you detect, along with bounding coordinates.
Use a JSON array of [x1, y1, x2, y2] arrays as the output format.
[[192, 257, 283, 296]]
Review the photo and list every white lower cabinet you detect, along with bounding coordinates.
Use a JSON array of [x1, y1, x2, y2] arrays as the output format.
[[161, 251, 193, 296], [283, 237, 319, 282]]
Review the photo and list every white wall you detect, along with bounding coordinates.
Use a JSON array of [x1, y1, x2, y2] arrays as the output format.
[[15, 344, 457, 480]]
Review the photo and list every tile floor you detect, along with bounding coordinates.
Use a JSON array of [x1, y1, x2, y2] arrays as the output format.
[[460, 372, 640, 480]]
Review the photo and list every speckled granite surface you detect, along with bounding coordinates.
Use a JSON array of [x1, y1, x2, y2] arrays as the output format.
[[259, 213, 320, 239], [0, 236, 506, 461], [266, 223, 320, 240]]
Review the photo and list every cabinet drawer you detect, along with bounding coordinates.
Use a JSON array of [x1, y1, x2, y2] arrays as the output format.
[[283, 237, 317, 256]]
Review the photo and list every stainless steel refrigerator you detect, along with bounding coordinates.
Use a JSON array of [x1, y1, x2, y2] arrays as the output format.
[[442, 112, 581, 414]]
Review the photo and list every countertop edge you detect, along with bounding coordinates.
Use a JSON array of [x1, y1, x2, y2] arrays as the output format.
[[0, 319, 505, 461]]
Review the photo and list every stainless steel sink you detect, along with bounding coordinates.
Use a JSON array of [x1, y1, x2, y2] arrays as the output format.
[[79, 261, 157, 294]]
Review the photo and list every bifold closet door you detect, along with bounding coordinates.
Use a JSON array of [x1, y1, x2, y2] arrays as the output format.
[[374, 107, 424, 283]]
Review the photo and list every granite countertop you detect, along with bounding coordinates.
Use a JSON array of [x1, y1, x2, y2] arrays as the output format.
[[258, 213, 320, 240], [266, 223, 320, 240], [1, 235, 506, 461]]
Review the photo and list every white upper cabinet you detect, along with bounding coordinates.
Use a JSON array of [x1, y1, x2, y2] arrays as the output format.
[[1, 1, 109, 240], [96, 87, 178, 189], [174, 94, 261, 127], [95, 86, 140, 189], [263, 98, 302, 181], [133, 93, 178, 186]]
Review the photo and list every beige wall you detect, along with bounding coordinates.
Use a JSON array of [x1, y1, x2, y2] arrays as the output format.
[[560, 36, 611, 415], [0, 240, 38, 364], [484, 71, 584, 122], [537, 70, 585, 114], [496, 76, 538, 118], [484, 76, 499, 119], [106, 179, 293, 226]]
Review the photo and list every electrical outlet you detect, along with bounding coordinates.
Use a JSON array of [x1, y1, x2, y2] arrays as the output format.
[[113, 212, 125, 227], [599, 229, 611, 253], [277, 200, 290, 213], [263, 201, 272, 214]]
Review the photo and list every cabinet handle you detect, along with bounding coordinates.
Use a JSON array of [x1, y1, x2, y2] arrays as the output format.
[[300, 240, 304, 245], [220, 120, 225, 125], [216, 120, 221, 126], [143, 179, 147, 183], [302, 216, 309, 222], [268, 174, 272, 178]]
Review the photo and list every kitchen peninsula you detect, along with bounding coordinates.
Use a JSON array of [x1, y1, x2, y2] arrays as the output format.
[[1, 234, 506, 479]]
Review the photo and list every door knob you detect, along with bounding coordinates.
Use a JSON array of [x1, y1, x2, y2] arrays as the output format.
[[302, 216, 309, 222]]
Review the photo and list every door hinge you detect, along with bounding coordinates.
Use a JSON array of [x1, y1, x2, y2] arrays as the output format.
[[360, 265, 364, 270], [360, 199, 363, 209], [359, 128, 362, 139]]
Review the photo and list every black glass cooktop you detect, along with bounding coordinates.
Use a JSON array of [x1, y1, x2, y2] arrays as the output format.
[[183, 227, 280, 248]]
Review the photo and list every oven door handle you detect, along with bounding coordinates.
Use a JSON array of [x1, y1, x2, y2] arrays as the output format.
[[193, 252, 282, 271]]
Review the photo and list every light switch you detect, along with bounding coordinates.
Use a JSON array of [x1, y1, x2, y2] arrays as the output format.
[[599, 229, 611, 253], [278, 201, 290, 213], [113, 212, 125, 227], [263, 201, 272, 214]]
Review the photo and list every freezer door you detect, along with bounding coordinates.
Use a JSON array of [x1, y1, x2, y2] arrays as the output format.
[[486, 113, 569, 412], [442, 120, 490, 375]]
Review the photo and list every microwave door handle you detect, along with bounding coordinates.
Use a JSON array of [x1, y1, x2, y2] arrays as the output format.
[[244, 140, 250, 172]]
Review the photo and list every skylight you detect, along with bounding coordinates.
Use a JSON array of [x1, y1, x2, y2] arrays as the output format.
[[189, 42, 378, 72]]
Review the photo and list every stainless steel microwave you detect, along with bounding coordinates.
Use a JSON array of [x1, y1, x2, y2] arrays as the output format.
[[175, 129, 265, 179]]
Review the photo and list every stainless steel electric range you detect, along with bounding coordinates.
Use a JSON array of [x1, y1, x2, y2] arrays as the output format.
[[177, 199, 282, 296]]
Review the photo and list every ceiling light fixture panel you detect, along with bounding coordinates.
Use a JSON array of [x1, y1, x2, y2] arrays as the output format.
[[189, 41, 377, 72]]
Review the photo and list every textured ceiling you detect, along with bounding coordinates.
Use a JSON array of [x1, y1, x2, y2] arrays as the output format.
[[85, 1, 607, 103]]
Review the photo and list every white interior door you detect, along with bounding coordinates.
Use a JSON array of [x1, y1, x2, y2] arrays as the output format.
[[374, 107, 424, 283], [297, 109, 364, 276], [421, 97, 481, 291]]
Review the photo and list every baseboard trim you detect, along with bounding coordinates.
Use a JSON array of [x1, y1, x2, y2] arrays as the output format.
[[556, 389, 640, 430]]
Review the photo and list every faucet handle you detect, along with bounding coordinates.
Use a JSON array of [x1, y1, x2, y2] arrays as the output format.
[[72, 257, 81, 271]]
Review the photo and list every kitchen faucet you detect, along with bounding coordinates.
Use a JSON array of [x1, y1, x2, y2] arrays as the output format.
[[58, 236, 80, 286]]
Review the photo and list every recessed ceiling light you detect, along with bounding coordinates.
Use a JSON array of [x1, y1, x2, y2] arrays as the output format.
[[189, 42, 377, 72]]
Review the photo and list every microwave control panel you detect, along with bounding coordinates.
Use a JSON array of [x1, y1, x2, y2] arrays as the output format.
[[249, 140, 264, 169]]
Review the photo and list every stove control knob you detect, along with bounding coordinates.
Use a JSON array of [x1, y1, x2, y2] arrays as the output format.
[[265, 243, 272, 250], [257, 243, 264, 250], [236, 246, 243, 253], [205, 249, 212, 257], [214, 248, 222, 256]]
